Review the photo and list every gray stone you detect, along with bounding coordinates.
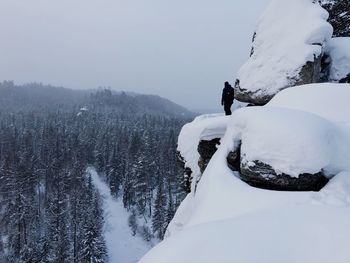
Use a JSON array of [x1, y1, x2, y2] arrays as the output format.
[[240, 160, 329, 191], [176, 151, 192, 193], [234, 79, 271, 105], [226, 143, 241, 172], [293, 54, 322, 86], [225, 141, 329, 191], [197, 138, 221, 173]]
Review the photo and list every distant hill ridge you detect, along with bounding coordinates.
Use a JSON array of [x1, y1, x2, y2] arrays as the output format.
[[0, 81, 194, 117]]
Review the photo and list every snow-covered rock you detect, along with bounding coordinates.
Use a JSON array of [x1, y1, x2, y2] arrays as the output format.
[[139, 83, 350, 263], [179, 83, 350, 191], [234, 0, 333, 105], [325, 37, 350, 82], [177, 114, 230, 192], [231, 106, 337, 190], [231, 83, 350, 190]]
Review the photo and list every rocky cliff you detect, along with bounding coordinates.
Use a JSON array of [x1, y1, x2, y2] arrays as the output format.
[[140, 1, 350, 262]]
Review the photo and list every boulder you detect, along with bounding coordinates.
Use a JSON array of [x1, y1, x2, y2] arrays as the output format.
[[225, 142, 329, 191], [240, 160, 329, 191], [226, 142, 328, 191], [204, 114, 332, 191]]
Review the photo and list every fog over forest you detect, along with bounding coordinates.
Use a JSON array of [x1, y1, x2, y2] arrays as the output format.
[[0, 0, 267, 110]]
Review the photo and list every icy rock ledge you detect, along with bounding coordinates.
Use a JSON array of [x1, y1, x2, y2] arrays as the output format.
[[176, 114, 230, 192]]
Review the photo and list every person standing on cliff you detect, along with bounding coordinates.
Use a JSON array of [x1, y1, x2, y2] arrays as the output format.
[[221, 81, 234, 115]]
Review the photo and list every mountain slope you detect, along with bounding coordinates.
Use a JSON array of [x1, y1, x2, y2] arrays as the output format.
[[0, 81, 194, 117]]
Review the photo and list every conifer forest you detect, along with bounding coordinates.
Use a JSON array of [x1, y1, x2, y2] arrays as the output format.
[[0, 82, 191, 262]]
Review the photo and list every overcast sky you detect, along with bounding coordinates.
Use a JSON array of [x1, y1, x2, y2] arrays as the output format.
[[0, 0, 268, 110]]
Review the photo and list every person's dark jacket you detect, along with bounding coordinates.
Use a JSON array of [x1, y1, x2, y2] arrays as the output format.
[[221, 83, 234, 105]]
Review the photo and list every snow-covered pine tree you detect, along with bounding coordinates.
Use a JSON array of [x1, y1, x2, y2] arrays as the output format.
[[79, 187, 107, 263], [107, 145, 122, 198], [0, 83, 189, 260], [152, 179, 167, 239], [321, 0, 350, 37]]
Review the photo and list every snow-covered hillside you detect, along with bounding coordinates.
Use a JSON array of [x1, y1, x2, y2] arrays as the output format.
[[139, 83, 350, 263]]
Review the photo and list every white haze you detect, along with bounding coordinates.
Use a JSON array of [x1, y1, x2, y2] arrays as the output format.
[[0, 0, 268, 110]]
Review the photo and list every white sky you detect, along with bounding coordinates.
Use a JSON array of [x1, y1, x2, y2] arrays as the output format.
[[0, 0, 268, 110]]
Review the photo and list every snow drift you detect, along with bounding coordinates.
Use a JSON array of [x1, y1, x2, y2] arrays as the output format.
[[141, 205, 350, 263]]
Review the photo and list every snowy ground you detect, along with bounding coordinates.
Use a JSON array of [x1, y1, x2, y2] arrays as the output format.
[[140, 83, 350, 263], [89, 168, 153, 263]]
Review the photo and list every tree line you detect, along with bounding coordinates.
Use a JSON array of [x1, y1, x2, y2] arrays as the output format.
[[0, 85, 190, 262]]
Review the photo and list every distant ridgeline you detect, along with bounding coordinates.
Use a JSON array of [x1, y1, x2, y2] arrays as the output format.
[[0, 81, 192, 262], [0, 81, 194, 117]]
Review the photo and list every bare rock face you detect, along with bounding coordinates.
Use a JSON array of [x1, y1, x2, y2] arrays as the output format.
[[240, 160, 329, 191], [197, 138, 221, 173], [176, 151, 192, 193], [294, 55, 323, 86], [177, 138, 221, 192], [226, 143, 241, 172]]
